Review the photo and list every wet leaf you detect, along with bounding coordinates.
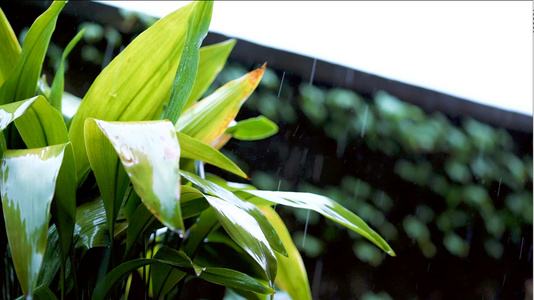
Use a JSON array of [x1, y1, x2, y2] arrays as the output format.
[[240, 190, 396, 256], [87, 119, 184, 233], [69, 2, 194, 177], [0, 1, 65, 104], [49, 29, 85, 113], [0, 96, 38, 132], [1, 143, 69, 296], [183, 39, 236, 110], [177, 131, 247, 179], [164, 1, 213, 124], [180, 171, 287, 286], [0, 8, 21, 86], [259, 206, 311, 300], [73, 199, 109, 254], [225, 116, 278, 141], [175, 65, 265, 145]]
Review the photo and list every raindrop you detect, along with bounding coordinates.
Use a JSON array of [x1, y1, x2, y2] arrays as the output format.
[[502, 274, 507, 287], [336, 131, 347, 158], [427, 262, 431, 272], [497, 178, 502, 196], [361, 104, 369, 138], [277, 71, 286, 98], [277, 179, 282, 191], [309, 58, 317, 85], [302, 210, 311, 247], [519, 237, 524, 260], [311, 259, 323, 299], [313, 155, 324, 182], [300, 148, 309, 165]]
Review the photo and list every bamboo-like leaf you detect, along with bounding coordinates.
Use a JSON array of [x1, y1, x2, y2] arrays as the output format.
[[183, 39, 236, 110], [259, 206, 311, 300], [175, 65, 266, 145], [87, 119, 184, 233], [180, 185, 210, 218], [225, 116, 279, 141], [0, 8, 21, 86], [0, 143, 69, 296], [177, 131, 247, 179], [180, 171, 287, 286], [73, 199, 110, 254], [164, 1, 213, 124], [0, 96, 38, 132], [240, 191, 396, 256], [49, 29, 85, 113], [0, 1, 65, 104], [68, 2, 195, 177]]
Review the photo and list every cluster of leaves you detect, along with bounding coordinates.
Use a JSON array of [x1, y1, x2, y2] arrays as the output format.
[[211, 63, 532, 267], [0, 2, 395, 299]]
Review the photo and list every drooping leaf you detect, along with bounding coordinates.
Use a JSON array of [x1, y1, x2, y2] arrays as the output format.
[[87, 119, 184, 233], [183, 39, 236, 110], [225, 116, 279, 141], [177, 131, 247, 179], [69, 2, 195, 177], [163, 1, 213, 124], [175, 65, 266, 145], [0, 1, 65, 104], [0, 143, 68, 296], [259, 206, 311, 300], [0, 8, 21, 86], [49, 28, 85, 113], [240, 190, 396, 256], [0, 96, 38, 132]]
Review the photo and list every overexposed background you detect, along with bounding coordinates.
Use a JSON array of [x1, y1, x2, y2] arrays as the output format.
[[99, 1, 532, 116]]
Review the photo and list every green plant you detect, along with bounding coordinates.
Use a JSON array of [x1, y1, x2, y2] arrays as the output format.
[[0, 2, 394, 299]]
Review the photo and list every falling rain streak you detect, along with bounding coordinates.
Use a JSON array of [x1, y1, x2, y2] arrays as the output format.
[[361, 104, 369, 138], [519, 237, 524, 259], [278, 71, 286, 98], [310, 58, 317, 85], [312, 259, 324, 299], [497, 178, 502, 196], [302, 210, 311, 247]]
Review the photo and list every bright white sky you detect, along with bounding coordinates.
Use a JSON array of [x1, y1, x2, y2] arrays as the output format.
[[99, 1, 533, 116]]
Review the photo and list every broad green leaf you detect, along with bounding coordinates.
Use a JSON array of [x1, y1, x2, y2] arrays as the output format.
[[0, 96, 38, 132], [0, 1, 65, 104], [180, 171, 288, 286], [124, 202, 156, 260], [180, 185, 210, 218], [32, 285, 58, 300], [177, 131, 247, 179], [37, 225, 60, 288], [0, 8, 21, 86], [259, 206, 311, 300], [87, 119, 184, 233], [84, 119, 129, 237], [175, 65, 266, 145], [240, 191, 396, 256], [93, 247, 274, 300], [183, 39, 236, 110], [69, 2, 194, 177], [225, 116, 279, 141], [49, 29, 85, 113], [164, 1, 213, 124], [73, 199, 110, 254], [181, 207, 220, 257], [205, 173, 257, 192], [1, 143, 68, 296]]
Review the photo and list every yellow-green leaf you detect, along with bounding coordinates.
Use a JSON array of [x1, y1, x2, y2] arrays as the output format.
[[0, 1, 65, 104], [175, 65, 265, 145], [0, 96, 38, 132], [69, 2, 195, 177], [87, 119, 184, 233], [225, 115, 278, 141], [259, 206, 311, 300], [1, 143, 69, 296], [177, 131, 247, 179], [0, 8, 21, 86]]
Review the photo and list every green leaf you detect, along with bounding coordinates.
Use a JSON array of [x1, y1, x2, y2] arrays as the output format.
[[177, 131, 248, 179], [259, 206, 311, 300], [33, 285, 59, 300], [180, 171, 288, 286], [240, 191, 396, 256], [183, 39, 236, 110], [0, 96, 38, 132], [164, 1, 213, 124], [0, 8, 21, 86], [124, 202, 156, 260], [73, 199, 109, 254], [0, 1, 65, 104], [175, 65, 266, 145], [180, 185, 210, 219], [87, 119, 184, 233], [225, 116, 279, 141], [68, 2, 194, 177], [1, 143, 69, 296], [49, 28, 85, 113]]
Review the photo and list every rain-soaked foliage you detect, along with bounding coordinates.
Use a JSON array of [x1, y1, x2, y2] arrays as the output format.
[[7, 4, 532, 299]]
